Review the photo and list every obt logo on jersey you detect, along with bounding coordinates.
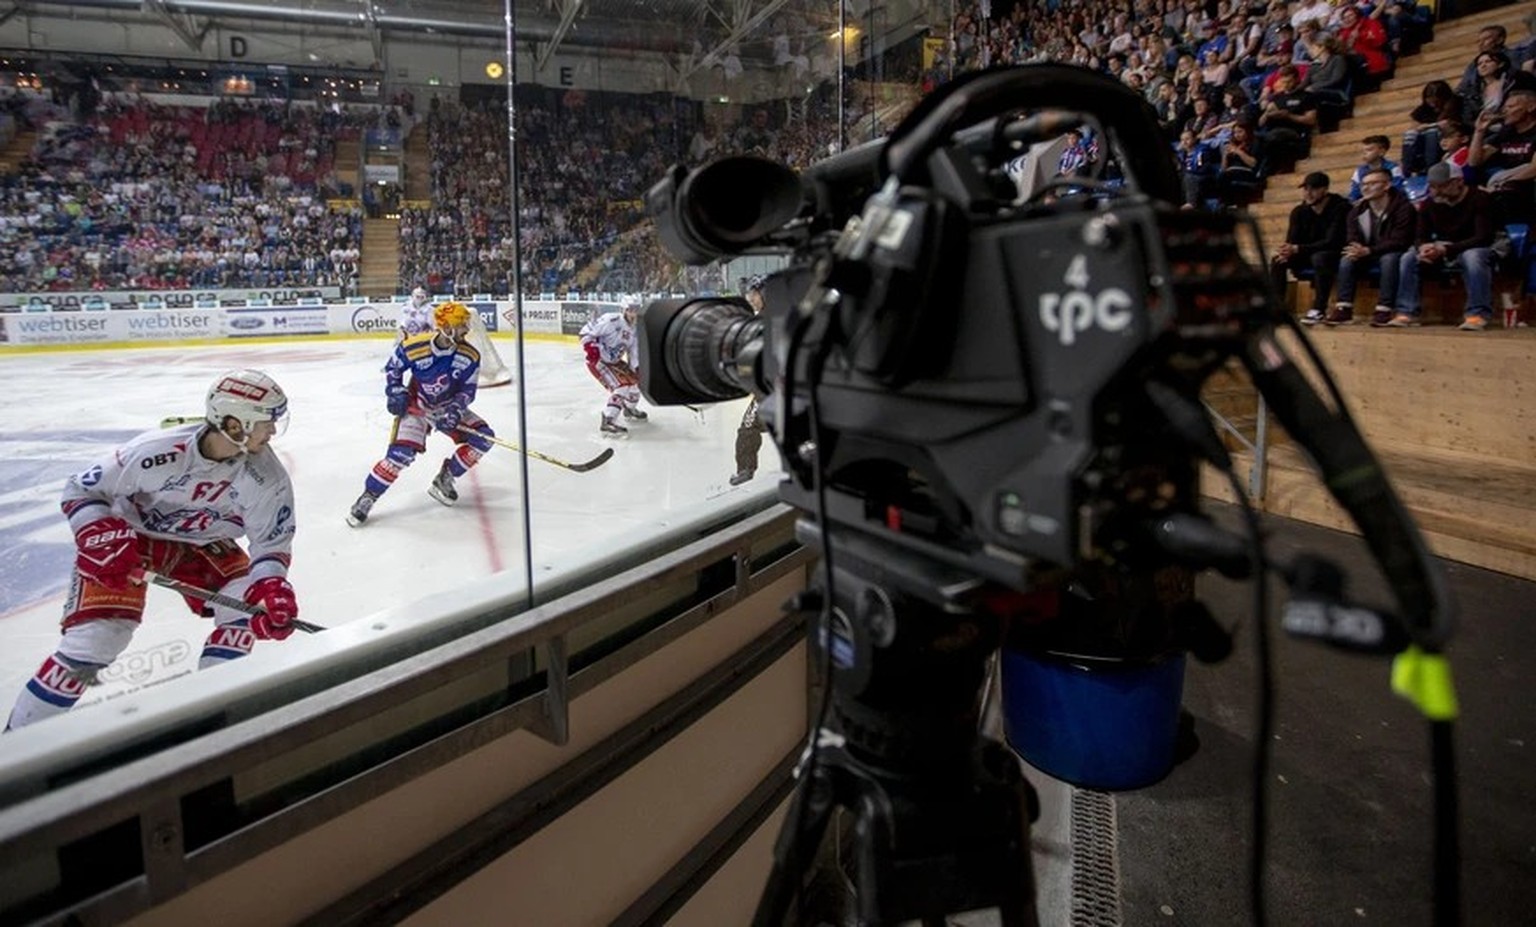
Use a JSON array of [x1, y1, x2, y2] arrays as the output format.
[[1038, 254, 1134, 347]]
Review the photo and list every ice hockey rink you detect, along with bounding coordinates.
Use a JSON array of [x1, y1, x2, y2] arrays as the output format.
[[0, 334, 773, 723]]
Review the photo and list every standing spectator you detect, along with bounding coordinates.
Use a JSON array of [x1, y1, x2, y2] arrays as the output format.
[[1330, 167, 1416, 326], [1346, 135, 1406, 200], [1394, 162, 1497, 330], [1272, 170, 1350, 325]]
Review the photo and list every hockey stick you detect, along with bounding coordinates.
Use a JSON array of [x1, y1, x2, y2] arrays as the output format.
[[461, 427, 615, 473], [161, 415, 203, 428], [134, 570, 325, 634]]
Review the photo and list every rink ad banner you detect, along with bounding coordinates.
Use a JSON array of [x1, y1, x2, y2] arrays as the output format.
[[1, 300, 612, 345], [226, 306, 330, 338], [0, 287, 341, 311]]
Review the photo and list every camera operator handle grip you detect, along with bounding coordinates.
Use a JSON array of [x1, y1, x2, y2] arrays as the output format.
[[882, 64, 1181, 204], [1239, 331, 1454, 651]]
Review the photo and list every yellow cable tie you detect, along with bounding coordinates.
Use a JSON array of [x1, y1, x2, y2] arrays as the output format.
[[1390, 646, 1459, 721]]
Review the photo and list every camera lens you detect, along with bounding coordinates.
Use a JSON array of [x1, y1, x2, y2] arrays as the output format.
[[664, 299, 763, 401]]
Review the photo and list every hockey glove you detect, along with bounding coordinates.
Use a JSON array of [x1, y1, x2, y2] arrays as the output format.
[[433, 405, 462, 433], [245, 577, 299, 641], [386, 389, 408, 417], [583, 340, 601, 365], [74, 516, 139, 590]]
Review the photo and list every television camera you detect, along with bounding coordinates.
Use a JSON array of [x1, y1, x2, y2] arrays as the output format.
[[637, 64, 1458, 927]]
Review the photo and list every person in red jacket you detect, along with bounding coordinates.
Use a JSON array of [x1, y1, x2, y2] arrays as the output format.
[[1338, 6, 1391, 77]]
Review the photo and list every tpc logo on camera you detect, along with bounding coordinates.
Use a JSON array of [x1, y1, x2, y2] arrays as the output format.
[[1038, 255, 1133, 346]]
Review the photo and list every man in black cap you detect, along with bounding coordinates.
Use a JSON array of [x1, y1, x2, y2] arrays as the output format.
[[1271, 170, 1349, 324]]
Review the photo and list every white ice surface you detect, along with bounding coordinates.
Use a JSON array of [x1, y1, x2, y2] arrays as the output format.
[[0, 336, 773, 731]]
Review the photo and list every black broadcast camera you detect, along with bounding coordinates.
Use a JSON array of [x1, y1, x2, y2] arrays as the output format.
[[637, 64, 1457, 927]]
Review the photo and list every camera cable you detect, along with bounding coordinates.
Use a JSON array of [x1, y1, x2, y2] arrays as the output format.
[[1147, 378, 1273, 927]]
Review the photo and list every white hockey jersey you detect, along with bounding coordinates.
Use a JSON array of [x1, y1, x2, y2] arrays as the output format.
[[60, 424, 297, 581], [579, 311, 637, 365], [399, 299, 434, 340]]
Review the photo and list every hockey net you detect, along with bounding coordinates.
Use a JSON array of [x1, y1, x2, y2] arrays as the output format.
[[465, 310, 512, 388]]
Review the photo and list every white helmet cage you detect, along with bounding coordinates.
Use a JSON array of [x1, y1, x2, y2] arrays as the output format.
[[206, 369, 290, 439], [411, 287, 430, 308]]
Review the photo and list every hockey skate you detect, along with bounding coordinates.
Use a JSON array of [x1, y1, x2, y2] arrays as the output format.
[[729, 470, 755, 486], [621, 405, 648, 422], [428, 462, 458, 506], [346, 492, 378, 527], [600, 416, 628, 437]]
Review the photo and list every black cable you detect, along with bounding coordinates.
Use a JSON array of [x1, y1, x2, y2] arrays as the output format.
[[1221, 464, 1272, 927], [1431, 720, 1461, 927], [770, 290, 839, 927], [1268, 312, 1461, 926]]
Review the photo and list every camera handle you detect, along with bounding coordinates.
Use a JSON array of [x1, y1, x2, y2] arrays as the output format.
[[752, 525, 1040, 927]]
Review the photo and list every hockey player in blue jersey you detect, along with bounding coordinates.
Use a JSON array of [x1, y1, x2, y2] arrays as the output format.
[[347, 302, 497, 526]]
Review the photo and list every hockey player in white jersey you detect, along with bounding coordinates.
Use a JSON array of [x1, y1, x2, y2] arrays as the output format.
[[399, 286, 434, 341], [5, 370, 301, 732], [580, 300, 646, 436]]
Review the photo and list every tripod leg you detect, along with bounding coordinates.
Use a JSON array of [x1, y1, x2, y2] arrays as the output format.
[[753, 755, 840, 927]]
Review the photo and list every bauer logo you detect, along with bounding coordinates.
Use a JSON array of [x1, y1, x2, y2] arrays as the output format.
[[230, 316, 264, 331]]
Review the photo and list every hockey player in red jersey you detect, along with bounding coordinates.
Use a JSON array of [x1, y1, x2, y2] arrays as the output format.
[[347, 301, 497, 526], [580, 300, 646, 436], [5, 370, 301, 731]]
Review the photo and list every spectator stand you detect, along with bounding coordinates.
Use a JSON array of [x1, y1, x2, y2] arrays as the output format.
[[1215, 1, 1536, 583]]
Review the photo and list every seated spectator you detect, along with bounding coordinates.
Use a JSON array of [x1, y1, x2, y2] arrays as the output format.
[[1394, 162, 1498, 330], [1436, 120, 1474, 181], [1346, 135, 1406, 200], [1329, 167, 1416, 326], [1271, 170, 1350, 324], [1217, 121, 1264, 200], [1257, 66, 1318, 164], [1402, 80, 1461, 176], [1461, 51, 1517, 125], [1300, 36, 1353, 107], [1176, 128, 1215, 206], [1468, 86, 1536, 227], [1241, 22, 1296, 102], [1457, 26, 1509, 100], [1216, 83, 1260, 136], [1336, 5, 1391, 78]]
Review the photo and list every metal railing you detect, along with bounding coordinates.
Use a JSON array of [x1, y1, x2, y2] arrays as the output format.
[[0, 504, 812, 926]]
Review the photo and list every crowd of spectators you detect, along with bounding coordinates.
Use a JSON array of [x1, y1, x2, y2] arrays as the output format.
[[952, 0, 1435, 208], [398, 80, 878, 296], [0, 96, 372, 293]]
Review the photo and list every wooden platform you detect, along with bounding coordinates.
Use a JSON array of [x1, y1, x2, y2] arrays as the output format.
[[1202, 326, 1536, 580]]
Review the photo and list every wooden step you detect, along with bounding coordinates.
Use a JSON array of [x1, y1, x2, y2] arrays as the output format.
[[1204, 444, 1536, 580]]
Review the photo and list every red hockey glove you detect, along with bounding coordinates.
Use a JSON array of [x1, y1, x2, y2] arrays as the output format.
[[74, 516, 139, 590], [245, 577, 299, 641], [583, 340, 601, 365]]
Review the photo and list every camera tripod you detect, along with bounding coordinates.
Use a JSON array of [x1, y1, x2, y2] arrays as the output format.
[[752, 527, 1040, 927]]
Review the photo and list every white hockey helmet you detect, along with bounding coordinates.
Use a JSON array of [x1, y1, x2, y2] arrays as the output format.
[[206, 369, 290, 440], [411, 286, 430, 308]]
